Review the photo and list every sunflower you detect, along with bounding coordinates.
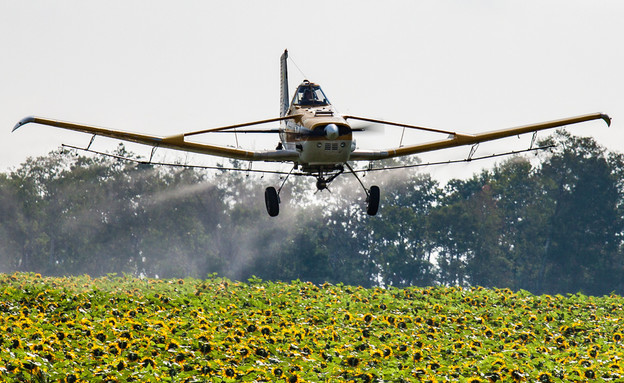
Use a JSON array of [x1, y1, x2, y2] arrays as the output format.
[[127, 352, 139, 362], [383, 346, 393, 358], [346, 356, 359, 367], [584, 368, 596, 379], [9, 338, 21, 349], [224, 367, 236, 377], [141, 357, 155, 368], [490, 358, 506, 371], [91, 346, 105, 358], [115, 360, 126, 371], [108, 343, 121, 356], [255, 347, 269, 358], [588, 347, 599, 358], [510, 369, 525, 382], [167, 340, 180, 350], [200, 365, 213, 375], [239, 347, 250, 357], [21, 359, 37, 372], [95, 332, 107, 342], [428, 362, 441, 371], [175, 352, 186, 363], [5, 361, 20, 373], [56, 330, 66, 341], [199, 342, 212, 354]]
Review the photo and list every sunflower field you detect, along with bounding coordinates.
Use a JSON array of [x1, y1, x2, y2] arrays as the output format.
[[1, 273, 624, 382]]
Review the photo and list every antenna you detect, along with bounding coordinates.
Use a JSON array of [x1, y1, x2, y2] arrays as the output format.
[[288, 53, 308, 80]]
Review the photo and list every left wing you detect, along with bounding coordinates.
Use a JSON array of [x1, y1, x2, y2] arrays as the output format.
[[347, 113, 611, 161], [13, 116, 300, 162]]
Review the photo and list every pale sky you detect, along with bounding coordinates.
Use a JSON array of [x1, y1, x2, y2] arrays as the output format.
[[2, 1, 622, 183]]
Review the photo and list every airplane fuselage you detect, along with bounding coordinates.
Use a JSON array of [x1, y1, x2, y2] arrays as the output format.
[[283, 110, 352, 165], [279, 80, 354, 170]]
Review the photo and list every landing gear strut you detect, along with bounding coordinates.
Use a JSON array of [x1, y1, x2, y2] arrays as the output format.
[[264, 164, 380, 217]]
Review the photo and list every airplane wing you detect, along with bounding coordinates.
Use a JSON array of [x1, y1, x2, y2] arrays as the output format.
[[347, 113, 611, 161], [12, 116, 300, 162]]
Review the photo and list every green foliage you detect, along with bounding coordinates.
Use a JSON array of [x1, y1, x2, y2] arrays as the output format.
[[429, 132, 624, 295], [1, 273, 624, 382]]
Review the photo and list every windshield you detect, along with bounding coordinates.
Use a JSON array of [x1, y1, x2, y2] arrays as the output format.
[[293, 83, 329, 106]]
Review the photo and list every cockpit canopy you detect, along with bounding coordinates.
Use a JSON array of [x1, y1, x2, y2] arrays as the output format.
[[292, 81, 330, 106]]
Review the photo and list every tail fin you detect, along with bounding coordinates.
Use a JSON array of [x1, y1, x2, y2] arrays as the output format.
[[280, 49, 289, 117]]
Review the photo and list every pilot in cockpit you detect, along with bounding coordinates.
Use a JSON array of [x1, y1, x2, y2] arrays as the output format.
[[295, 83, 329, 106], [300, 88, 315, 105]]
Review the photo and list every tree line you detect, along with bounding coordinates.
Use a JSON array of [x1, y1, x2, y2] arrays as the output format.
[[1, 131, 623, 295]]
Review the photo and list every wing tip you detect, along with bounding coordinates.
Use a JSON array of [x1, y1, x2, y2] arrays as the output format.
[[12, 116, 37, 132], [600, 113, 612, 127]]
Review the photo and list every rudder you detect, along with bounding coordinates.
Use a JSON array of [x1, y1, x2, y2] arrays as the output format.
[[280, 49, 289, 117]]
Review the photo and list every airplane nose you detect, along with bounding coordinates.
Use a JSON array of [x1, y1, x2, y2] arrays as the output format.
[[325, 124, 339, 140]]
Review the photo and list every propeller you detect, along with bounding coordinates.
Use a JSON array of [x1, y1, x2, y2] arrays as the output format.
[[298, 124, 340, 138], [350, 122, 385, 134], [299, 123, 385, 139]]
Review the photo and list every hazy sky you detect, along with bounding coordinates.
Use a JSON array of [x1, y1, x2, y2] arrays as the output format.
[[2, 1, 622, 183]]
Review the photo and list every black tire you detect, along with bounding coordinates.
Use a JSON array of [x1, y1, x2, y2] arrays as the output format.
[[265, 187, 280, 217], [367, 185, 380, 216]]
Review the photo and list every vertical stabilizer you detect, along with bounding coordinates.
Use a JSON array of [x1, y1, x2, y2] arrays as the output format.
[[280, 49, 289, 117]]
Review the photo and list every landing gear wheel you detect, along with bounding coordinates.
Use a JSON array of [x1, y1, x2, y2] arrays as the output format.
[[265, 187, 280, 217], [367, 185, 380, 216]]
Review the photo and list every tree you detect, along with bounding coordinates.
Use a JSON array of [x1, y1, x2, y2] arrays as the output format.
[[366, 173, 440, 287], [429, 173, 512, 288], [536, 132, 623, 295]]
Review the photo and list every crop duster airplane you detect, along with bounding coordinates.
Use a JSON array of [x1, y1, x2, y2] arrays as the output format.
[[14, 50, 611, 217]]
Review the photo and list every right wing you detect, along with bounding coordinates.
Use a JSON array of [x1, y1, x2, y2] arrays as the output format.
[[348, 113, 611, 161], [13, 116, 300, 162]]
